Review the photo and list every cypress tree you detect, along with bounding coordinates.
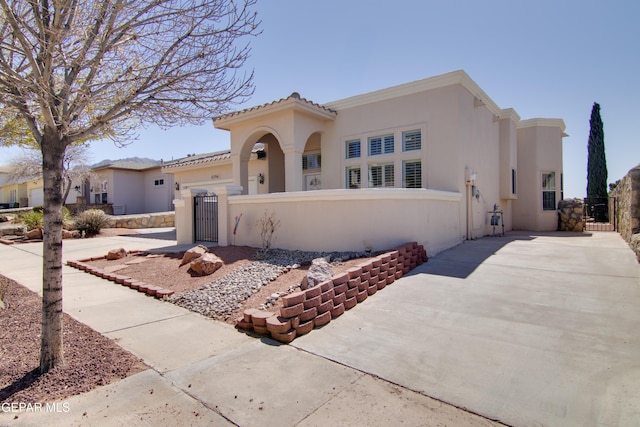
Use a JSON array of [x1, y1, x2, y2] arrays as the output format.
[[586, 102, 608, 220]]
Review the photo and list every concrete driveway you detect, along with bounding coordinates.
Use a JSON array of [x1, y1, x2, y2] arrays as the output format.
[[1, 230, 638, 426], [293, 231, 640, 427]]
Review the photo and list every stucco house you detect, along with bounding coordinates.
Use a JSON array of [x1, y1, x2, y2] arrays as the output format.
[[165, 70, 566, 255], [90, 159, 174, 215]]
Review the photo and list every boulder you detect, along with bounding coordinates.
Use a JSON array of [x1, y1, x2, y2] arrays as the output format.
[[62, 229, 75, 239], [189, 252, 223, 276], [300, 258, 333, 290], [107, 248, 127, 260], [180, 244, 209, 266], [25, 228, 43, 240]]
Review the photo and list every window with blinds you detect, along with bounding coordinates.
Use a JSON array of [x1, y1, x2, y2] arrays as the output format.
[[403, 160, 422, 188], [369, 163, 394, 187], [346, 139, 361, 159], [403, 129, 422, 151], [368, 134, 394, 156], [346, 166, 361, 189], [303, 153, 321, 170]]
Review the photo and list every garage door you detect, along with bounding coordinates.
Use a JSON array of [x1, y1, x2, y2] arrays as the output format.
[[30, 188, 44, 206]]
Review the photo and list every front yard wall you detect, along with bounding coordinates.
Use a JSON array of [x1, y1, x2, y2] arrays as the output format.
[[610, 165, 640, 260], [227, 188, 463, 255]]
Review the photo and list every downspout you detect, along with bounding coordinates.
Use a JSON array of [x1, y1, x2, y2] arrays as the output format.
[[466, 169, 477, 240]]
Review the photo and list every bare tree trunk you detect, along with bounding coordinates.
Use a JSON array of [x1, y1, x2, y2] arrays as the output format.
[[39, 133, 66, 373], [62, 175, 72, 206]]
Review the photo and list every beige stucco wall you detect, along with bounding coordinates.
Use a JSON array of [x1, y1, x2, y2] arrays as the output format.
[[91, 167, 173, 214], [512, 121, 564, 231], [227, 188, 463, 255]]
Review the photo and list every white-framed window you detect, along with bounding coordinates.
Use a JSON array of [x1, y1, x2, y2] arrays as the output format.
[[368, 134, 394, 156], [302, 153, 321, 170], [403, 160, 422, 188], [346, 166, 361, 189], [154, 178, 165, 186], [346, 139, 361, 159], [369, 163, 394, 187], [403, 129, 422, 151], [9, 189, 17, 203], [542, 172, 556, 210]]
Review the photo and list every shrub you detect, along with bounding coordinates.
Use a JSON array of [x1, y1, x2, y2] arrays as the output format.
[[18, 210, 43, 231], [74, 209, 108, 236], [256, 210, 281, 254]]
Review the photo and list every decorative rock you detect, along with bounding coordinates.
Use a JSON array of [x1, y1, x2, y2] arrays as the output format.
[[558, 198, 584, 232], [107, 248, 127, 260], [25, 228, 43, 240], [301, 258, 334, 290], [189, 252, 223, 276], [180, 244, 209, 266]]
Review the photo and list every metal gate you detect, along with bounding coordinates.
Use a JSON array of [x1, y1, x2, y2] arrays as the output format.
[[583, 196, 617, 231], [194, 192, 218, 242]]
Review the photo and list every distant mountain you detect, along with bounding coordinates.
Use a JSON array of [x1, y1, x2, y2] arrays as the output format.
[[91, 157, 160, 168]]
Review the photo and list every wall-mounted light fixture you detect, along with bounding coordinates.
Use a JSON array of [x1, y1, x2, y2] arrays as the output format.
[[175, 182, 180, 190], [74, 185, 81, 192], [258, 173, 264, 184]]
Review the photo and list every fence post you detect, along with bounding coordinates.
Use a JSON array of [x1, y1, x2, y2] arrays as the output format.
[[212, 185, 243, 246], [174, 188, 203, 245]]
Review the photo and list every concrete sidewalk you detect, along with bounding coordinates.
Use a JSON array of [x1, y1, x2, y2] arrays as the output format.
[[0, 230, 638, 426]]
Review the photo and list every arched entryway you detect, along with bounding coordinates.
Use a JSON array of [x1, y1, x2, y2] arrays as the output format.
[[237, 130, 286, 195], [302, 132, 322, 190]]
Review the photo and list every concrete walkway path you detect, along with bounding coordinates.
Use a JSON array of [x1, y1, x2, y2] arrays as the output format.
[[0, 229, 638, 426]]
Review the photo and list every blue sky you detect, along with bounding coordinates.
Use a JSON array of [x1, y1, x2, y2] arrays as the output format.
[[1, 0, 638, 198]]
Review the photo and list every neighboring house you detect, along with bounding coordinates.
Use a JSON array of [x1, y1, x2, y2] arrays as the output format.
[[162, 144, 267, 197], [166, 70, 566, 253], [90, 159, 174, 215]]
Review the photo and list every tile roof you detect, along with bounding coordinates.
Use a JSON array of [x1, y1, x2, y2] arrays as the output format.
[[92, 160, 160, 171], [162, 150, 232, 169], [162, 144, 265, 169], [214, 92, 336, 122]]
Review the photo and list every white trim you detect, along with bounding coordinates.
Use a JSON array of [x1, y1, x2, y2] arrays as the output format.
[[229, 188, 462, 205], [325, 70, 504, 118], [518, 118, 566, 132], [214, 97, 336, 129]]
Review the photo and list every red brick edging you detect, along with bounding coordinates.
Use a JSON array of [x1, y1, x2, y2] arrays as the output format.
[[66, 251, 175, 299], [236, 242, 428, 344]]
